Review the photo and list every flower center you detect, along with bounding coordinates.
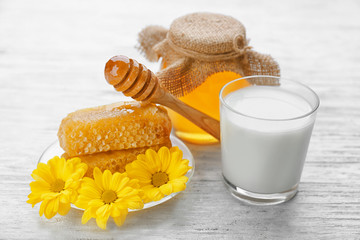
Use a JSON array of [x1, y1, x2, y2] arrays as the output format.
[[50, 179, 65, 193], [152, 172, 169, 187], [102, 190, 117, 204]]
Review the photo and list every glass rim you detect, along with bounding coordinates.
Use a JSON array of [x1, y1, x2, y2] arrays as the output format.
[[219, 75, 320, 121]]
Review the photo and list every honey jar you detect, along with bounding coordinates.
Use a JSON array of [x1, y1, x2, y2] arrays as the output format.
[[137, 12, 280, 144]]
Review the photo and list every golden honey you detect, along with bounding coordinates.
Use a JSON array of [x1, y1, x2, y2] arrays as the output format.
[[138, 13, 280, 144], [58, 102, 172, 156], [167, 71, 243, 144]]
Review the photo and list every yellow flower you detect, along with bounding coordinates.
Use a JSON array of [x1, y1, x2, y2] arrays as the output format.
[[75, 168, 144, 230], [27, 156, 88, 219], [125, 146, 192, 203]]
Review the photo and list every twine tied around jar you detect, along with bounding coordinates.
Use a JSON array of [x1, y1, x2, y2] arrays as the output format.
[[233, 34, 252, 58], [137, 12, 280, 97]]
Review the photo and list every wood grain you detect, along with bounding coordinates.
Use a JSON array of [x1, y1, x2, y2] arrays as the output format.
[[0, 0, 359, 239], [154, 91, 221, 140]]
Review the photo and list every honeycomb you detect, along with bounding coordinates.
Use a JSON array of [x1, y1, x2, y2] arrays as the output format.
[[62, 140, 172, 178], [58, 101, 172, 157]]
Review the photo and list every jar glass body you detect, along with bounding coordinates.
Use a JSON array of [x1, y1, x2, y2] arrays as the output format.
[[167, 71, 243, 144]]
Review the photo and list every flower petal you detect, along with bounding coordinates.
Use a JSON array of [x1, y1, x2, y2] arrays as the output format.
[[136, 153, 147, 162], [127, 160, 154, 176], [89, 199, 104, 208], [66, 157, 82, 176], [159, 183, 173, 196], [115, 187, 132, 201], [29, 180, 50, 194], [145, 149, 161, 172], [39, 199, 49, 217], [48, 156, 65, 179], [123, 195, 144, 210], [59, 190, 71, 204], [109, 172, 122, 191], [127, 179, 141, 190], [95, 205, 111, 230], [171, 147, 183, 158], [33, 163, 55, 183], [42, 192, 60, 200], [44, 198, 58, 219], [111, 173, 129, 193], [27, 193, 42, 207], [93, 167, 104, 189], [113, 209, 128, 227], [58, 202, 71, 216], [110, 205, 121, 218], [126, 169, 151, 183], [66, 159, 88, 181], [82, 208, 93, 224], [81, 177, 102, 193], [96, 217, 108, 230], [102, 170, 112, 190], [80, 186, 101, 199], [96, 204, 110, 219], [170, 146, 180, 153], [158, 147, 171, 172], [53, 197, 60, 213], [75, 195, 91, 209], [168, 163, 191, 180], [168, 178, 187, 192], [145, 187, 164, 202]]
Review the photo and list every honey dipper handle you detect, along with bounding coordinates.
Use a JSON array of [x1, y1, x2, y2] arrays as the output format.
[[153, 88, 221, 141]]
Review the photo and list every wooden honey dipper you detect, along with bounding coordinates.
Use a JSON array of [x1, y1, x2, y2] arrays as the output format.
[[104, 55, 220, 140]]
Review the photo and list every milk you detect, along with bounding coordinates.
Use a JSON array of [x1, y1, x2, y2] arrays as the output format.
[[221, 86, 315, 194]]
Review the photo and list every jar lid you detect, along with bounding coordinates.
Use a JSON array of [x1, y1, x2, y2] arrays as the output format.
[[137, 12, 280, 97], [168, 12, 246, 55]]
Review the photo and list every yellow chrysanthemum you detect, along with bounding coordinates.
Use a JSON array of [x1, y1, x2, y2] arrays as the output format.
[[75, 168, 144, 230], [125, 146, 192, 203], [27, 156, 88, 219]]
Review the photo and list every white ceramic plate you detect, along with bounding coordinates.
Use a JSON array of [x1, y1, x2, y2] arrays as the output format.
[[38, 135, 195, 211]]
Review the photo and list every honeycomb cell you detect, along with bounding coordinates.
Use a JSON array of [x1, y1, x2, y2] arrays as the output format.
[[62, 140, 172, 178], [58, 102, 172, 157]]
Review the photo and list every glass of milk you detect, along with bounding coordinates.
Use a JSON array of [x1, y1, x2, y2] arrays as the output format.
[[219, 76, 319, 205]]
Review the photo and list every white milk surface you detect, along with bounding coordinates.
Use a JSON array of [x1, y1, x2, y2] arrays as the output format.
[[221, 86, 315, 194]]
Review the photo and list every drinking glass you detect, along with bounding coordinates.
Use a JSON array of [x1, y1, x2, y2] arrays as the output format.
[[219, 76, 319, 205]]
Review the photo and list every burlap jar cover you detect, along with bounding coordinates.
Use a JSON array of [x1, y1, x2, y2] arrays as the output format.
[[137, 12, 280, 97]]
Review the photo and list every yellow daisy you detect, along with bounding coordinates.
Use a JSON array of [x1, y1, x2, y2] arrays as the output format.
[[125, 146, 192, 203], [75, 168, 144, 230], [27, 156, 88, 219]]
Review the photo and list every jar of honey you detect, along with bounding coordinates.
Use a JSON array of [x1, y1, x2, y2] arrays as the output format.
[[137, 12, 280, 144]]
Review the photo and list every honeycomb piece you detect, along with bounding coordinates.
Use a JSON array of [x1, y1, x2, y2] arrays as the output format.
[[58, 101, 172, 157], [62, 140, 172, 178]]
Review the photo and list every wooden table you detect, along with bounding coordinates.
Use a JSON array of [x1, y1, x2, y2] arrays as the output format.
[[1, 0, 359, 238]]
